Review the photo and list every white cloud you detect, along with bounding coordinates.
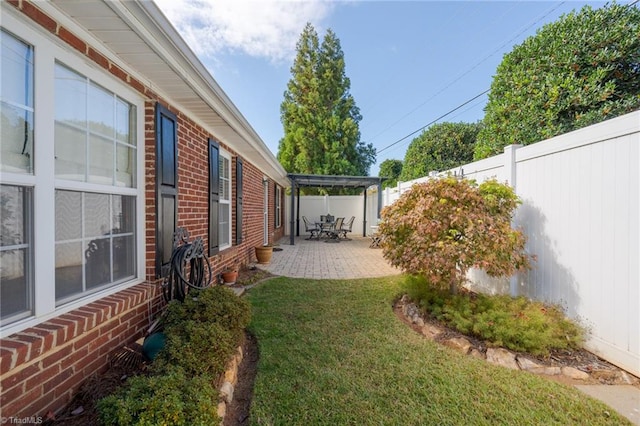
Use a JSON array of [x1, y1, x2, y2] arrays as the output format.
[[153, 0, 336, 63]]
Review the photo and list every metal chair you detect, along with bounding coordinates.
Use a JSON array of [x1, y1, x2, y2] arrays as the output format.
[[302, 216, 321, 240], [337, 216, 355, 240]]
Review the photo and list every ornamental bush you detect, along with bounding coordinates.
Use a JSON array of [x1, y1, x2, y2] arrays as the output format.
[[98, 286, 251, 425], [97, 367, 219, 426], [379, 177, 530, 293]]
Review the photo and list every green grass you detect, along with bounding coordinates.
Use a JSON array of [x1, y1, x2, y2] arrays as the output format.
[[247, 276, 629, 426]]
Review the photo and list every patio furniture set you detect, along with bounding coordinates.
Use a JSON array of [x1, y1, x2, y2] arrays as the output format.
[[303, 215, 355, 242]]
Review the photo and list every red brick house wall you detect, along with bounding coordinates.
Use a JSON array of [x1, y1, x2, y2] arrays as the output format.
[[0, 1, 285, 418]]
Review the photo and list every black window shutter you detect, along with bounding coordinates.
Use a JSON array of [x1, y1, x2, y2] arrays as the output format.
[[208, 139, 220, 256], [155, 103, 178, 278], [236, 157, 243, 244]]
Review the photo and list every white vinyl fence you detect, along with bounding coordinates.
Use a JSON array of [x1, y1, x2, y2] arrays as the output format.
[[285, 194, 376, 239], [379, 111, 640, 376]]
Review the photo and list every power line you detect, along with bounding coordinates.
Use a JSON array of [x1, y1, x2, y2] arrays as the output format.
[[377, 89, 489, 154], [367, 1, 568, 147]]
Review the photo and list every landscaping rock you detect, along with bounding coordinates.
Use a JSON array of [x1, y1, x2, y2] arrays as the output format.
[[217, 401, 226, 418], [486, 348, 519, 370], [562, 366, 590, 381], [414, 317, 425, 327], [517, 356, 542, 371], [469, 348, 485, 359], [443, 337, 472, 354], [420, 324, 442, 339], [220, 381, 234, 403]]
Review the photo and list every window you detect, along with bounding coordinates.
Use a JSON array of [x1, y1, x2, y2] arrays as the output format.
[[275, 185, 282, 228], [1, 29, 34, 326], [0, 185, 33, 325], [55, 63, 136, 187], [55, 191, 135, 304], [219, 151, 231, 249], [54, 64, 138, 304], [1, 29, 33, 174], [0, 15, 143, 335]]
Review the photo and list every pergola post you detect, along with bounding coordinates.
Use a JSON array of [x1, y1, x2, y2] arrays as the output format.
[[289, 178, 296, 245], [362, 187, 367, 237]]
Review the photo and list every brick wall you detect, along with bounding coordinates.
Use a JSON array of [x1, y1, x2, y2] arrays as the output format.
[[0, 284, 160, 418], [1, 0, 284, 418]]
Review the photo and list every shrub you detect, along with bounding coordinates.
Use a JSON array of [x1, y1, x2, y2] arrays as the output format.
[[380, 177, 530, 294], [154, 286, 250, 377], [97, 367, 219, 426], [154, 320, 237, 378], [98, 286, 251, 425], [163, 285, 251, 333], [403, 275, 584, 355]]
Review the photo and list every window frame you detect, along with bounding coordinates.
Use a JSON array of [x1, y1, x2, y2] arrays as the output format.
[[0, 12, 145, 338], [275, 184, 282, 228]]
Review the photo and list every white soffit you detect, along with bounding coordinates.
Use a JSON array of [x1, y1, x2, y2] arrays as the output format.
[[47, 0, 288, 186]]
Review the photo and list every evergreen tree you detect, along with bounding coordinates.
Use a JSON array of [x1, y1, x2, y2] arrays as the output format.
[[278, 23, 375, 189]]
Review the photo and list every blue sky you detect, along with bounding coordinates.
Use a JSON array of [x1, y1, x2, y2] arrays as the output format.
[[153, 0, 614, 176]]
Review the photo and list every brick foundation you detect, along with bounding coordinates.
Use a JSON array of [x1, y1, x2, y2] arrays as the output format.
[[0, 283, 162, 418]]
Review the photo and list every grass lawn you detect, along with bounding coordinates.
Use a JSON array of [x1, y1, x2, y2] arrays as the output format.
[[247, 276, 629, 425]]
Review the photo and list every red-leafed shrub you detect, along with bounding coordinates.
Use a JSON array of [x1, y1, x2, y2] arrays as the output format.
[[379, 177, 530, 293]]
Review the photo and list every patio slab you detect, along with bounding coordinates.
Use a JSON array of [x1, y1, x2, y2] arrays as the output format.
[[257, 236, 400, 279]]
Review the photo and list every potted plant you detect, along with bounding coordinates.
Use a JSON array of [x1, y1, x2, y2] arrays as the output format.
[[220, 261, 239, 285], [254, 245, 273, 264]]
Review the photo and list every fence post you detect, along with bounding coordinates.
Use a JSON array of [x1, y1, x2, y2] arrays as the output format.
[[503, 144, 521, 189], [503, 144, 522, 297]]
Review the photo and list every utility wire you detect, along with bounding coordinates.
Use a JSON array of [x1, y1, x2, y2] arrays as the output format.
[[377, 88, 489, 154], [368, 1, 567, 148]]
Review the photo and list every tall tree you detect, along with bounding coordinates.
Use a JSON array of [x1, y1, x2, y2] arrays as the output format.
[[278, 23, 375, 186], [378, 159, 403, 189], [399, 122, 480, 181], [475, 3, 640, 159]]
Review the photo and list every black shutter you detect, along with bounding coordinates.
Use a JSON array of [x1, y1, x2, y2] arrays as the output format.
[[236, 157, 243, 244], [155, 104, 178, 278], [208, 139, 220, 256]]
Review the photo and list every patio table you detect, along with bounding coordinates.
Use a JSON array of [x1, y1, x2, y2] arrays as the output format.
[[316, 221, 340, 242]]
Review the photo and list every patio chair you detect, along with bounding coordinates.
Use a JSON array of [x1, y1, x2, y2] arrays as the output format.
[[323, 217, 343, 241], [302, 216, 321, 240], [337, 215, 355, 240]]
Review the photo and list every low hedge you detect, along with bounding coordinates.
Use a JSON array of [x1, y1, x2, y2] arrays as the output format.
[[98, 286, 251, 425]]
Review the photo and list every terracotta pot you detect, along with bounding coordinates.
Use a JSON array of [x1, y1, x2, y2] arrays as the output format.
[[221, 270, 238, 285], [255, 245, 273, 264]]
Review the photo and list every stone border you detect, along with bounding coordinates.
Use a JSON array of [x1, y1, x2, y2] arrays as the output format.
[[396, 295, 639, 386], [216, 344, 244, 424]]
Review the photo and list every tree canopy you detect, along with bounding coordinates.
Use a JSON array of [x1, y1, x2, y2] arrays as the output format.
[[278, 23, 375, 187], [475, 3, 640, 159], [378, 159, 403, 189], [399, 122, 480, 181]]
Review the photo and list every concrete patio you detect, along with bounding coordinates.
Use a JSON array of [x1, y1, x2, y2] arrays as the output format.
[[256, 236, 400, 279]]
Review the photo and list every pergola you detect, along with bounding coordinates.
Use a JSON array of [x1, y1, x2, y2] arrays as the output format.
[[287, 173, 384, 245]]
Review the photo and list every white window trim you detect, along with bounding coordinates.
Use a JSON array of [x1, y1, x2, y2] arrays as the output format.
[[275, 186, 282, 228], [219, 149, 232, 251], [0, 12, 145, 338]]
